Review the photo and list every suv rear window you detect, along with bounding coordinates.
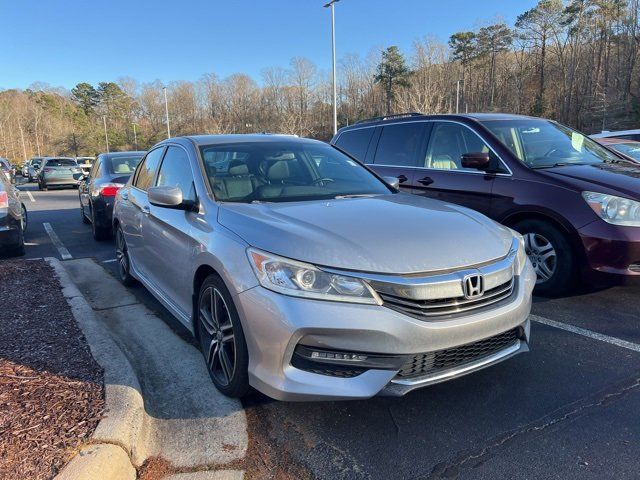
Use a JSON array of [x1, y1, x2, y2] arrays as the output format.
[[334, 128, 375, 161], [45, 159, 77, 167]]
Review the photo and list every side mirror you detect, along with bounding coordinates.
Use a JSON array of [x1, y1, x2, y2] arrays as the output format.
[[383, 176, 400, 190], [461, 152, 491, 171], [148, 185, 196, 211]]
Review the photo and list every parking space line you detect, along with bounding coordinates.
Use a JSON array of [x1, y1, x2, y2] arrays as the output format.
[[101, 258, 117, 263], [532, 314, 640, 353], [25, 190, 35, 202], [43, 222, 73, 260]]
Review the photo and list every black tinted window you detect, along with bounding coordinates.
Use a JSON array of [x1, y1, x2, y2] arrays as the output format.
[[373, 123, 425, 167], [335, 128, 374, 161], [134, 147, 165, 191], [155, 146, 195, 201], [46, 158, 77, 167]]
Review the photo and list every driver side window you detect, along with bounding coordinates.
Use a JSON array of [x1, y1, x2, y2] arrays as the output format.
[[426, 123, 492, 172]]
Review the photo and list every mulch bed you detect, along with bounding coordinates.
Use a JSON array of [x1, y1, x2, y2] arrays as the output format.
[[0, 259, 104, 480]]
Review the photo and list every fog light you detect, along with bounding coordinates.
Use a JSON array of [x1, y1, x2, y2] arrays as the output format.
[[310, 351, 368, 362]]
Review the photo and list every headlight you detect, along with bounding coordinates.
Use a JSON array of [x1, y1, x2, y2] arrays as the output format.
[[507, 229, 528, 274], [582, 191, 640, 226], [247, 248, 381, 304]]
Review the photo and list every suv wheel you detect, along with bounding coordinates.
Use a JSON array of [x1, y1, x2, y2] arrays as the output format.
[[115, 226, 135, 286], [197, 274, 249, 398], [514, 219, 575, 296]]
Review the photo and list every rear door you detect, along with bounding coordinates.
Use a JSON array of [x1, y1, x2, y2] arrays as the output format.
[[144, 145, 199, 315], [124, 146, 165, 277], [409, 121, 503, 215], [367, 122, 429, 192]]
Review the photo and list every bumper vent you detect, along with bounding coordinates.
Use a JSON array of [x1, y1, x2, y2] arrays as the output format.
[[396, 328, 520, 379], [379, 277, 515, 319]]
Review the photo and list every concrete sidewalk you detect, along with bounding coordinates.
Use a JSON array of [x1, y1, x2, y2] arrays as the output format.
[[60, 258, 247, 476]]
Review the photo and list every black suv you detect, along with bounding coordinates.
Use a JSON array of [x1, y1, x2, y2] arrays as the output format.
[[331, 113, 640, 295]]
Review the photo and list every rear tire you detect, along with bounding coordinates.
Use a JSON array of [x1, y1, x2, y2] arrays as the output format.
[[115, 226, 136, 286], [196, 274, 250, 398], [91, 207, 111, 241], [513, 219, 575, 296]]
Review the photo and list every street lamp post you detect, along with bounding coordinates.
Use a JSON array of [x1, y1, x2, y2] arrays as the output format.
[[102, 115, 109, 153], [163, 87, 171, 138], [324, 0, 339, 136], [132, 122, 138, 150], [456, 79, 461, 114]]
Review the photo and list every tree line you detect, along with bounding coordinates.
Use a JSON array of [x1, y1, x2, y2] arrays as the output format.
[[0, 0, 638, 162]]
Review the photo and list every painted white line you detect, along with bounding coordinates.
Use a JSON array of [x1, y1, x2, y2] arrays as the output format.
[[26, 257, 43, 261], [43, 222, 73, 260], [101, 258, 117, 263], [532, 314, 640, 353], [25, 190, 35, 202]]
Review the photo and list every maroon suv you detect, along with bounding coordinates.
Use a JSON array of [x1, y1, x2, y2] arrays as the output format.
[[331, 113, 640, 295]]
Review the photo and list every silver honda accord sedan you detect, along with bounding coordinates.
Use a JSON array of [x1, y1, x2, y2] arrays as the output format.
[[112, 134, 536, 401]]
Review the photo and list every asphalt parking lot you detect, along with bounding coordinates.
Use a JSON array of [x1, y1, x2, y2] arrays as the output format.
[[10, 181, 640, 479]]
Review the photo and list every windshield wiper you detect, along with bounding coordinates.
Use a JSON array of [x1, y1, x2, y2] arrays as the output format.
[[333, 194, 378, 199], [532, 162, 587, 169]]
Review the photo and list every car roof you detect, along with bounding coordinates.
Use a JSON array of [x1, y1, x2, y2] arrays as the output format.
[[591, 129, 640, 139], [182, 134, 313, 147], [337, 112, 545, 133], [99, 151, 146, 158]]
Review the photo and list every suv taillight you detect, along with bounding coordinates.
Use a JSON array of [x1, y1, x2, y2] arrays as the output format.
[[0, 192, 8, 208], [98, 183, 123, 197]]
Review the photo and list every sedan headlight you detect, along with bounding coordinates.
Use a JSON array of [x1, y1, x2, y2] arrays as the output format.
[[247, 248, 381, 304], [582, 191, 640, 226]]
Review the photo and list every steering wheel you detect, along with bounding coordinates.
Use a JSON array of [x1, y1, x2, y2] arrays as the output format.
[[311, 177, 335, 186]]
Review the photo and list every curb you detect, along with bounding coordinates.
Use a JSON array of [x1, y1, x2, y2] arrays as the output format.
[[47, 257, 145, 480]]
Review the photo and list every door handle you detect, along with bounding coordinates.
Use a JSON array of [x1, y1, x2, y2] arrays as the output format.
[[417, 176, 434, 186], [142, 205, 150, 215], [397, 175, 408, 184]]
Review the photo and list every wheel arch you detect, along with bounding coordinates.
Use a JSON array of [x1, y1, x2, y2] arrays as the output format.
[[192, 264, 223, 340]]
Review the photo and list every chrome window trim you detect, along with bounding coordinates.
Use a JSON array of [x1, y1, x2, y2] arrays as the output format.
[[337, 119, 513, 176]]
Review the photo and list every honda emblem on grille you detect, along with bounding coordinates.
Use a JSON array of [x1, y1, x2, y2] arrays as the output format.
[[463, 274, 484, 299]]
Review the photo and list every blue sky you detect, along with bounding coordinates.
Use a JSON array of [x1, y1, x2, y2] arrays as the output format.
[[1, 0, 536, 90]]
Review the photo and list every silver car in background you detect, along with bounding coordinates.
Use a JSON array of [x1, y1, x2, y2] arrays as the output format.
[[113, 135, 535, 401]]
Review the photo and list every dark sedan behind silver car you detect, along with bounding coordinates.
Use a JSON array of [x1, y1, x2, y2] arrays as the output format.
[[112, 135, 535, 401], [0, 171, 27, 256]]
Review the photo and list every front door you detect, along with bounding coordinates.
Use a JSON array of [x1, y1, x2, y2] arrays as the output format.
[[409, 121, 502, 216], [144, 145, 199, 316]]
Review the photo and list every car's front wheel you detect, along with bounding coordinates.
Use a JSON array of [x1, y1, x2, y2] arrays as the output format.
[[514, 219, 576, 296], [115, 226, 136, 286], [197, 274, 249, 398]]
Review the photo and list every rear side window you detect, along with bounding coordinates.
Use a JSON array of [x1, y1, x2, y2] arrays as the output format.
[[335, 128, 374, 161], [134, 147, 165, 191], [155, 146, 196, 201], [373, 123, 425, 167]]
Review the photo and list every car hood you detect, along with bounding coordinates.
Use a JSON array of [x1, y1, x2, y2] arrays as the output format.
[[538, 162, 640, 199], [217, 194, 514, 274]]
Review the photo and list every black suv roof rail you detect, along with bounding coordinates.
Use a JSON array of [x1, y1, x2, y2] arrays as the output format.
[[354, 112, 424, 125]]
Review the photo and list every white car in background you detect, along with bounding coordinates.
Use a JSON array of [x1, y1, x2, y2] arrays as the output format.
[[591, 129, 640, 142]]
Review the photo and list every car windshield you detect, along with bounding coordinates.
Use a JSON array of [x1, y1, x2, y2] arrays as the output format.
[[610, 142, 640, 161], [200, 141, 391, 203], [480, 119, 620, 168], [107, 155, 143, 175], [46, 159, 77, 167]]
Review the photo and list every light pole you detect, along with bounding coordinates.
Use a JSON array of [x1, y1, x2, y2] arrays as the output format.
[[324, 0, 339, 136], [163, 87, 171, 138], [132, 122, 138, 150], [456, 79, 461, 114], [102, 115, 110, 153]]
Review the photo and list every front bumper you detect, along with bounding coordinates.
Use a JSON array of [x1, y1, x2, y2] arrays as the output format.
[[578, 220, 640, 279], [234, 263, 536, 401]]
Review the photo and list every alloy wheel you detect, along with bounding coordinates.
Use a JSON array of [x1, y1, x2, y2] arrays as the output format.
[[115, 228, 129, 280], [199, 286, 236, 387], [524, 232, 557, 284]]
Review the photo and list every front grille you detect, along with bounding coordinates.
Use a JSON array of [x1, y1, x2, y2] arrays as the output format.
[[379, 277, 515, 319], [396, 328, 520, 379]]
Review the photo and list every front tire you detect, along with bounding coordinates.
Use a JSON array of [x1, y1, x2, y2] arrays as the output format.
[[514, 219, 575, 296], [197, 275, 250, 398], [115, 226, 136, 286]]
